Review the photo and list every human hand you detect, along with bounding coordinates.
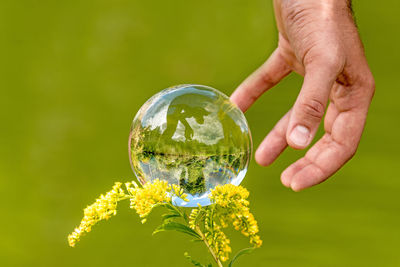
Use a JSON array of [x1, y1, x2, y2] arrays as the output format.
[[230, 0, 375, 191]]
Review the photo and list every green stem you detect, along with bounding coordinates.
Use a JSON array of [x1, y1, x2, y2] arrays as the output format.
[[195, 225, 223, 267], [165, 203, 189, 223]]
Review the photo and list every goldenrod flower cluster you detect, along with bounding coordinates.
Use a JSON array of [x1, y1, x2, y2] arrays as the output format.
[[169, 184, 189, 202], [69, 179, 188, 246], [68, 180, 262, 266], [210, 184, 249, 207], [127, 179, 171, 223], [210, 184, 263, 250], [188, 208, 199, 230], [186, 184, 262, 262], [232, 208, 262, 247], [68, 182, 125, 247], [204, 211, 232, 262]]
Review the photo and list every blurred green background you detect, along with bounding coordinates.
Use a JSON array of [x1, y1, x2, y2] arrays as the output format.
[[1, 0, 399, 266]]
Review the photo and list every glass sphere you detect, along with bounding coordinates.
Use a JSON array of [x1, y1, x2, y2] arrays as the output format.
[[129, 85, 252, 207]]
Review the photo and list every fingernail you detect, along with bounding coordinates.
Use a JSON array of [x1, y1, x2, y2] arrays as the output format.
[[289, 125, 310, 147]]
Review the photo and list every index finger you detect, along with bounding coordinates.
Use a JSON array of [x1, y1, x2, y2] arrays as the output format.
[[230, 48, 291, 112]]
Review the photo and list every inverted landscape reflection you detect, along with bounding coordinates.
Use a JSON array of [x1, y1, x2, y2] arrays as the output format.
[[129, 85, 252, 206]]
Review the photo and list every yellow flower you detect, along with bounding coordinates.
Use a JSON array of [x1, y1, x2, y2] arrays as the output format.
[[204, 212, 232, 262], [188, 208, 199, 229], [68, 182, 125, 247], [210, 184, 249, 208], [231, 206, 262, 247], [210, 184, 263, 250], [69, 179, 182, 247], [128, 179, 171, 220], [68, 179, 262, 265], [69, 179, 190, 247], [169, 184, 189, 202]]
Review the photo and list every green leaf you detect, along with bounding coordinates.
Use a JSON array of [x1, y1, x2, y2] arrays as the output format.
[[184, 252, 207, 267], [228, 247, 256, 267], [165, 203, 180, 213], [153, 221, 201, 239], [182, 208, 189, 221], [162, 213, 181, 221], [151, 203, 170, 211], [153, 203, 174, 210]]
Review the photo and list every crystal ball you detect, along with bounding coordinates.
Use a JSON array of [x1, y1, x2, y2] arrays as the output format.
[[129, 84, 252, 207]]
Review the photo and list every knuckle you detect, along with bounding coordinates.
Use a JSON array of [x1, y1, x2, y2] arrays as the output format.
[[305, 51, 343, 73], [324, 56, 343, 72], [284, 2, 308, 23], [356, 72, 375, 100], [345, 144, 358, 160], [299, 99, 325, 120], [365, 75, 376, 99], [281, 1, 307, 22], [349, 147, 357, 158], [261, 71, 275, 88]]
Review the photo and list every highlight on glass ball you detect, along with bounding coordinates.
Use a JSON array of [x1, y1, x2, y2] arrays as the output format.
[[128, 84, 252, 207]]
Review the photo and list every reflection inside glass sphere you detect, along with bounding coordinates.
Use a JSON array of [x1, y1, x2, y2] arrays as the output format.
[[129, 85, 252, 207]]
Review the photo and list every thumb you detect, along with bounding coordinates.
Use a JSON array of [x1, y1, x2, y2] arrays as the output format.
[[287, 63, 340, 149]]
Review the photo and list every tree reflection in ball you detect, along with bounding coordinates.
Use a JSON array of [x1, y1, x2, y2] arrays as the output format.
[[129, 85, 252, 207]]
